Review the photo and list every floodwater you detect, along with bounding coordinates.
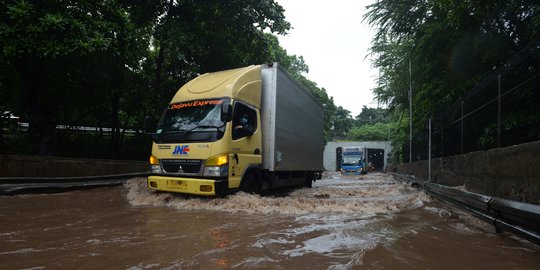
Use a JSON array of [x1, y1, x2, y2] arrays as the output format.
[[1, 173, 538, 269]]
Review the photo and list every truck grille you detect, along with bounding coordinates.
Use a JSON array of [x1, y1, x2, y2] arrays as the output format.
[[161, 159, 202, 174]]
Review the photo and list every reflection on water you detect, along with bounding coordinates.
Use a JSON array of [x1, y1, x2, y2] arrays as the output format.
[[0, 172, 538, 269]]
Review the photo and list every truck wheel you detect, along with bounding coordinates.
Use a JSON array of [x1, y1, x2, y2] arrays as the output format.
[[240, 172, 261, 194]]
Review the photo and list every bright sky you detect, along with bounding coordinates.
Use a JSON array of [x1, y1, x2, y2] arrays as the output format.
[[275, 0, 378, 117]]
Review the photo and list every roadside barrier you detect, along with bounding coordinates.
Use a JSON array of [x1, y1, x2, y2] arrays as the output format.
[[392, 173, 540, 245], [0, 172, 148, 195]]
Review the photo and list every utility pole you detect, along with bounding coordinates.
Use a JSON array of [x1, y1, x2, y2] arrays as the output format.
[[408, 59, 413, 165], [497, 75, 502, 148], [428, 117, 432, 182]]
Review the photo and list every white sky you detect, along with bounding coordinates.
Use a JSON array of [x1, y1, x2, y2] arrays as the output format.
[[275, 0, 378, 117]]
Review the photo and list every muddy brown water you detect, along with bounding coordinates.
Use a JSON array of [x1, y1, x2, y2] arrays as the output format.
[[1, 172, 538, 269]]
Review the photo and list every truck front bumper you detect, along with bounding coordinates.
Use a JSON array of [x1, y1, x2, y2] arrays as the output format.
[[147, 175, 228, 196], [340, 168, 366, 175]]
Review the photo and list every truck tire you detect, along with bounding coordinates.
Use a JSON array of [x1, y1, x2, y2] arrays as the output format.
[[240, 172, 262, 194]]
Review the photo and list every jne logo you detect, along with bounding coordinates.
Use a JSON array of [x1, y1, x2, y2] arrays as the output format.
[[172, 145, 190, 155]]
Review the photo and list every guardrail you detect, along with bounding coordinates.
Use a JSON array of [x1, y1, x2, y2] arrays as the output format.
[[0, 172, 148, 195], [392, 173, 540, 245]]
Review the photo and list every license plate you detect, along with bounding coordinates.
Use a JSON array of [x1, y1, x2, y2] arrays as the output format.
[[167, 180, 187, 189]]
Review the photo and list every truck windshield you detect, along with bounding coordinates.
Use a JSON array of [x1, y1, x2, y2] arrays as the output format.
[[342, 155, 363, 166], [154, 99, 227, 143]]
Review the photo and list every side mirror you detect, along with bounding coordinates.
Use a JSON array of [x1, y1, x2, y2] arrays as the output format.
[[221, 102, 232, 122]]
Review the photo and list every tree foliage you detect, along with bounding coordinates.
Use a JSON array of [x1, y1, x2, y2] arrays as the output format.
[[355, 105, 389, 126], [365, 0, 540, 162], [347, 106, 390, 142], [329, 106, 354, 140], [347, 122, 390, 141], [0, 0, 157, 154], [0, 0, 342, 157]]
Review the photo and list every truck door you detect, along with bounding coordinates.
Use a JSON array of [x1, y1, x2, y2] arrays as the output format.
[[229, 101, 262, 189]]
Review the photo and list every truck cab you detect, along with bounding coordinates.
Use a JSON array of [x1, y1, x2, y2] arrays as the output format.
[[148, 66, 263, 196], [340, 146, 367, 175], [147, 63, 324, 196]]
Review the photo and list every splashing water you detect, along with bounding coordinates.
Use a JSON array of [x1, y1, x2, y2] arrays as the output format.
[[125, 172, 431, 216], [2, 172, 537, 270], [123, 172, 436, 268]]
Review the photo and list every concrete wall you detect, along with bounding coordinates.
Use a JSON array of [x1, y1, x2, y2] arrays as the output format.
[[392, 141, 540, 205], [324, 141, 393, 171], [0, 155, 148, 177]]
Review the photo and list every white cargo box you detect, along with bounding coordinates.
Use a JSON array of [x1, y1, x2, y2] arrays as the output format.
[[260, 63, 325, 171]]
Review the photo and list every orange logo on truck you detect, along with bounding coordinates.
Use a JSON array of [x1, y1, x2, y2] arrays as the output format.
[[170, 100, 223, 110]]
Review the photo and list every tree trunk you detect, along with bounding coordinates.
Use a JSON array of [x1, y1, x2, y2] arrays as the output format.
[[0, 114, 4, 151], [111, 88, 121, 158], [15, 54, 56, 155]]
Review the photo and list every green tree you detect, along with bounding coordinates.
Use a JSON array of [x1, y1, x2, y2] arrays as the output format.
[[367, 0, 539, 111], [0, 0, 341, 158], [263, 33, 309, 75], [0, 0, 157, 155], [365, 0, 540, 162], [150, 0, 290, 95], [355, 106, 388, 126], [347, 122, 390, 141], [262, 33, 338, 142], [347, 106, 390, 142], [145, 0, 293, 130], [330, 106, 354, 140], [0, 0, 294, 156]]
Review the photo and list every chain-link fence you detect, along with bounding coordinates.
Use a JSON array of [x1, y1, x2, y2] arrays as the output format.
[[405, 47, 540, 162]]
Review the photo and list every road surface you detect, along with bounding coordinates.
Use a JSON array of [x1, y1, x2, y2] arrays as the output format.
[[1, 172, 538, 269]]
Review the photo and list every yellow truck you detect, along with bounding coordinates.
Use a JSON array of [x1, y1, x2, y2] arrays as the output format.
[[147, 63, 324, 196]]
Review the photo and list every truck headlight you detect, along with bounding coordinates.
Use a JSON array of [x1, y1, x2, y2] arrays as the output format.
[[151, 165, 163, 174], [204, 165, 228, 177], [149, 155, 162, 173], [204, 154, 229, 177]]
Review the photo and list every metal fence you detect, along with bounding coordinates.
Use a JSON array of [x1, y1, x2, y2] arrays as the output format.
[[0, 122, 151, 160], [405, 47, 540, 162]]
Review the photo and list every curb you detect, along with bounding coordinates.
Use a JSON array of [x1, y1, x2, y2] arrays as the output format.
[[0, 172, 149, 195], [391, 173, 540, 245]]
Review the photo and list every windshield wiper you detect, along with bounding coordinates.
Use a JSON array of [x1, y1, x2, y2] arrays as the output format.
[[155, 123, 225, 141], [160, 129, 189, 134], [153, 129, 186, 142], [184, 123, 225, 135]]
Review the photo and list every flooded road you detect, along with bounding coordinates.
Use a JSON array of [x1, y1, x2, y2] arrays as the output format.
[[1, 172, 538, 269]]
